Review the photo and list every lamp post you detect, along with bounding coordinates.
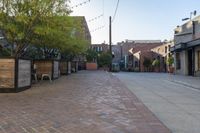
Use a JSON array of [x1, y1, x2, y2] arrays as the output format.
[[109, 16, 112, 71]]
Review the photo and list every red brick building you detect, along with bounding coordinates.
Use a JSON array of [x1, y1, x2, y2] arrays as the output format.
[[115, 40, 163, 71]]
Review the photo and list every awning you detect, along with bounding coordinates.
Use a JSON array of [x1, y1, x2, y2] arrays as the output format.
[[171, 38, 200, 52]]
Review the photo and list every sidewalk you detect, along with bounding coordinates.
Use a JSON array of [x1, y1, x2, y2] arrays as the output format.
[[166, 74, 200, 90], [0, 71, 171, 133]]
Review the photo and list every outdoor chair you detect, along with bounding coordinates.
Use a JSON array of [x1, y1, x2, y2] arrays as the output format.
[[41, 73, 52, 82]]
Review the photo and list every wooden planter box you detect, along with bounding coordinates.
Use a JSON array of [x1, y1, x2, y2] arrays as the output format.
[[33, 60, 59, 80], [71, 61, 78, 73], [60, 60, 71, 75], [0, 58, 31, 93]]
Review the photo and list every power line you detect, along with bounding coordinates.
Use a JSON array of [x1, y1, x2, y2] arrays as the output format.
[[112, 0, 120, 23], [88, 14, 103, 22], [71, 0, 91, 9], [89, 0, 106, 33], [90, 25, 105, 33]]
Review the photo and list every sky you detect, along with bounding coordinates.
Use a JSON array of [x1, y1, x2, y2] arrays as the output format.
[[70, 0, 200, 44]]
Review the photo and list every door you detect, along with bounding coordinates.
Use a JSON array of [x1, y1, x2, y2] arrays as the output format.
[[188, 49, 194, 76]]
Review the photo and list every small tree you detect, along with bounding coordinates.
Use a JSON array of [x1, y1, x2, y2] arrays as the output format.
[[152, 59, 160, 72], [166, 55, 174, 73], [166, 56, 174, 66], [143, 58, 152, 72], [152, 59, 160, 67], [98, 52, 112, 68], [86, 49, 98, 62]]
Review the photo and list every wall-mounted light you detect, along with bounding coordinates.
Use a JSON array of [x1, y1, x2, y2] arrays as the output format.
[[182, 10, 197, 21]]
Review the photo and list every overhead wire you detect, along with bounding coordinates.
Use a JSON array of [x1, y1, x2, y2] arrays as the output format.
[[112, 0, 120, 23], [71, 0, 91, 9], [90, 0, 105, 33]]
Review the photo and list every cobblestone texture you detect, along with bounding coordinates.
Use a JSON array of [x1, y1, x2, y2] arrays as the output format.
[[0, 71, 171, 133]]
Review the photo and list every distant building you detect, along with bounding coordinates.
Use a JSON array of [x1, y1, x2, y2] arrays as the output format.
[[90, 43, 109, 52], [151, 41, 174, 72], [114, 40, 163, 71], [171, 15, 200, 76]]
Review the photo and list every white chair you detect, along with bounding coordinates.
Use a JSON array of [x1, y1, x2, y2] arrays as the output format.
[[41, 73, 52, 82]]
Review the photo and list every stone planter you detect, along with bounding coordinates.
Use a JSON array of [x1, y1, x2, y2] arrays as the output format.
[[86, 62, 97, 70], [168, 66, 174, 74], [0, 58, 31, 93]]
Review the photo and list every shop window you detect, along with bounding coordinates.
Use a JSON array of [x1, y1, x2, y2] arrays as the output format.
[[176, 53, 181, 69]]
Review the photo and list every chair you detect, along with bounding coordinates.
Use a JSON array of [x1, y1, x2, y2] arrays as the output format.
[[41, 73, 52, 82]]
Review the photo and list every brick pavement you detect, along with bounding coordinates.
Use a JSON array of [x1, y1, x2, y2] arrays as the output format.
[[0, 71, 171, 133]]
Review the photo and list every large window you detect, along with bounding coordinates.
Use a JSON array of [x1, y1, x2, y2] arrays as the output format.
[[198, 51, 200, 70], [176, 53, 181, 69]]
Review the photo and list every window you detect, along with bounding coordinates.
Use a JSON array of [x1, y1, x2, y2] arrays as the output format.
[[168, 45, 171, 52], [198, 51, 200, 70], [176, 53, 181, 69], [165, 46, 167, 53]]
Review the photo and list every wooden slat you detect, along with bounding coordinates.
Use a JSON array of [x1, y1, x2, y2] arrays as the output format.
[[34, 61, 53, 78], [0, 59, 15, 88]]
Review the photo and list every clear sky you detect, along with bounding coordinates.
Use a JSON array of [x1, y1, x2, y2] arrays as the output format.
[[70, 0, 200, 44]]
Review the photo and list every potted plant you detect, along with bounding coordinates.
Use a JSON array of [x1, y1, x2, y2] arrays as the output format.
[[152, 59, 160, 72], [166, 56, 174, 73]]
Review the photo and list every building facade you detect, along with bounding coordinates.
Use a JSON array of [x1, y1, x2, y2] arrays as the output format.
[[151, 41, 174, 72], [171, 15, 200, 76], [90, 43, 109, 53], [113, 40, 164, 71]]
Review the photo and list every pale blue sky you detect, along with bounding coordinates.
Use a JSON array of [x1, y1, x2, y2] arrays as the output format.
[[70, 0, 200, 44]]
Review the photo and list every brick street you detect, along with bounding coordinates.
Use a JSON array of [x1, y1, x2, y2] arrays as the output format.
[[0, 71, 170, 133]]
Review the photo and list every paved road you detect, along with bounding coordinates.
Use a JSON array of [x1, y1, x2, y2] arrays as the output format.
[[114, 72, 200, 133], [0, 71, 170, 133]]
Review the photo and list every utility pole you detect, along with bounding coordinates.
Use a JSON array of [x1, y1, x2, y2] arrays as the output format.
[[109, 16, 112, 72]]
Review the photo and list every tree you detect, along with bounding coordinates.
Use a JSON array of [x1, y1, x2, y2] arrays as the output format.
[[86, 49, 98, 62], [166, 55, 174, 66], [0, 47, 10, 57], [98, 52, 112, 68], [152, 59, 160, 67], [152, 59, 160, 72], [0, 0, 71, 57]]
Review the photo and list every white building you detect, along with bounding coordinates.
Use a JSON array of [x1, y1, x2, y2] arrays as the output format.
[[171, 15, 200, 76]]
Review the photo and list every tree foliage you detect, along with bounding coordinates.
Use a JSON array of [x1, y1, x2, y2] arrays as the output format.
[[85, 49, 97, 62], [152, 59, 160, 67], [0, 0, 81, 58], [166, 55, 174, 66], [98, 52, 112, 67]]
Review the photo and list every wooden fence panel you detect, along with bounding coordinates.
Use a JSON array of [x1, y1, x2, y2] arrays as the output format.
[[0, 59, 15, 88]]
